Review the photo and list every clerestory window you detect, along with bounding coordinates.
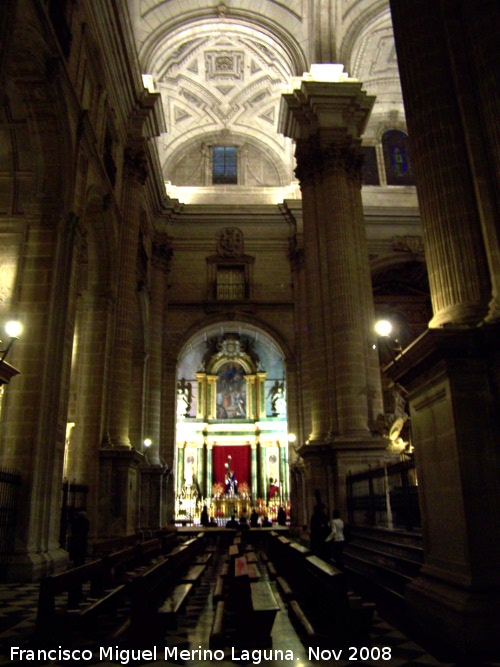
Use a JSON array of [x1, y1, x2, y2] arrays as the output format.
[[213, 146, 237, 184]]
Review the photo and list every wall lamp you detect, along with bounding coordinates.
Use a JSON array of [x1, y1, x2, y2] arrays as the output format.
[[0, 321, 23, 365], [374, 319, 402, 363]]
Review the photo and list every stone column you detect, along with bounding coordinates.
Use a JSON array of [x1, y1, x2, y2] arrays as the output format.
[[145, 235, 171, 465], [107, 147, 148, 448], [279, 66, 385, 508], [390, 0, 496, 326], [387, 1, 500, 657]]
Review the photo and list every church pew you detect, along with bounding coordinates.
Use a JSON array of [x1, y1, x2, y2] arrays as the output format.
[[36, 559, 125, 639], [223, 556, 280, 648], [266, 532, 373, 645], [127, 533, 206, 642]]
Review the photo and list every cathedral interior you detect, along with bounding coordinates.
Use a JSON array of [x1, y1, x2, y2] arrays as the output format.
[[0, 0, 498, 663]]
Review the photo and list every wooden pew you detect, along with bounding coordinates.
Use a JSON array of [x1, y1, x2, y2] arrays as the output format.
[[127, 533, 205, 642], [36, 559, 125, 639]]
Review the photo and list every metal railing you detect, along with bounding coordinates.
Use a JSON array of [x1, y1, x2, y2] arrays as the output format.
[[346, 455, 420, 531]]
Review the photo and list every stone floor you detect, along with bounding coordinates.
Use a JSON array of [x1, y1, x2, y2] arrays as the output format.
[[0, 548, 494, 667]]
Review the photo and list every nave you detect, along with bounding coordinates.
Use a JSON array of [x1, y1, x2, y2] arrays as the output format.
[[0, 531, 461, 667]]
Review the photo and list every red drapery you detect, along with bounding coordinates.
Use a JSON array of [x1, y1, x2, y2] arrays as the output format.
[[212, 445, 251, 488]]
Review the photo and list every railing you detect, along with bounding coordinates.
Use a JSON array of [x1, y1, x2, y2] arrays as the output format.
[[0, 468, 21, 578], [346, 455, 420, 531]]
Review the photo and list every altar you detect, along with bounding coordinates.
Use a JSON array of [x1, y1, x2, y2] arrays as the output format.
[[174, 333, 291, 523]]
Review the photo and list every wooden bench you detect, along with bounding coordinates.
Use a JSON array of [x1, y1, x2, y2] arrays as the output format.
[[36, 559, 124, 639], [157, 582, 193, 629], [266, 534, 373, 644], [127, 556, 177, 642], [212, 575, 225, 604], [228, 544, 240, 559], [127, 534, 205, 642], [209, 600, 225, 649], [181, 563, 206, 586], [266, 561, 278, 580], [276, 575, 294, 602], [226, 557, 279, 648]]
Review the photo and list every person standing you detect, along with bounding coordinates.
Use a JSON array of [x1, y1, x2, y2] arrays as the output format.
[[326, 509, 345, 569]]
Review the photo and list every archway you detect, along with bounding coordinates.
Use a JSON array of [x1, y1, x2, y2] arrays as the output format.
[[174, 323, 289, 525]]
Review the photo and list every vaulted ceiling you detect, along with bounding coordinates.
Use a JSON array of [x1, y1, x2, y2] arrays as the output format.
[[129, 0, 404, 189]]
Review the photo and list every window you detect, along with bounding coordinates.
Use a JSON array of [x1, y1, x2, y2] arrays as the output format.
[[382, 130, 415, 186], [213, 146, 237, 184], [216, 266, 246, 300]]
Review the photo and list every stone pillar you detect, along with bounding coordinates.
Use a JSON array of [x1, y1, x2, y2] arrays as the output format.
[[279, 68, 383, 443], [98, 449, 142, 537], [386, 328, 500, 658], [390, 0, 497, 326], [145, 235, 171, 465], [107, 147, 148, 448], [2, 211, 86, 580], [387, 1, 500, 657], [279, 66, 385, 509], [140, 465, 166, 531]]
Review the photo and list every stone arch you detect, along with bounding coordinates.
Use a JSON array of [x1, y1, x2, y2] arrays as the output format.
[[164, 131, 291, 188], [5, 23, 74, 209], [173, 314, 295, 369], [139, 11, 307, 78]]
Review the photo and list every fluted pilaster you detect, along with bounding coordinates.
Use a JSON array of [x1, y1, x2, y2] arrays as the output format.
[[145, 234, 172, 464], [107, 147, 148, 448]]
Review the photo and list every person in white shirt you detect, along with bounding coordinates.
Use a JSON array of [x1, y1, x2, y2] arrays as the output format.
[[325, 509, 345, 569]]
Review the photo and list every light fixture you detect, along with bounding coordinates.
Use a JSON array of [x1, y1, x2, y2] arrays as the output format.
[[0, 320, 23, 365], [374, 319, 392, 338], [143, 438, 152, 448], [374, 318, 402, 363], [288, 433, 296, 443]]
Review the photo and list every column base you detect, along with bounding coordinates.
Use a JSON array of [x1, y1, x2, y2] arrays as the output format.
[[406, 573, 500, 659], [4, 547, 68, 582], [99, 448, 144, 537]]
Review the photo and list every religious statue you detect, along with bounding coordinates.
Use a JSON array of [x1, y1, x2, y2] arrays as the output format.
[[268, 380, 286, 417], [224, 455, 238, 497], [177, 378, 192, 418]]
